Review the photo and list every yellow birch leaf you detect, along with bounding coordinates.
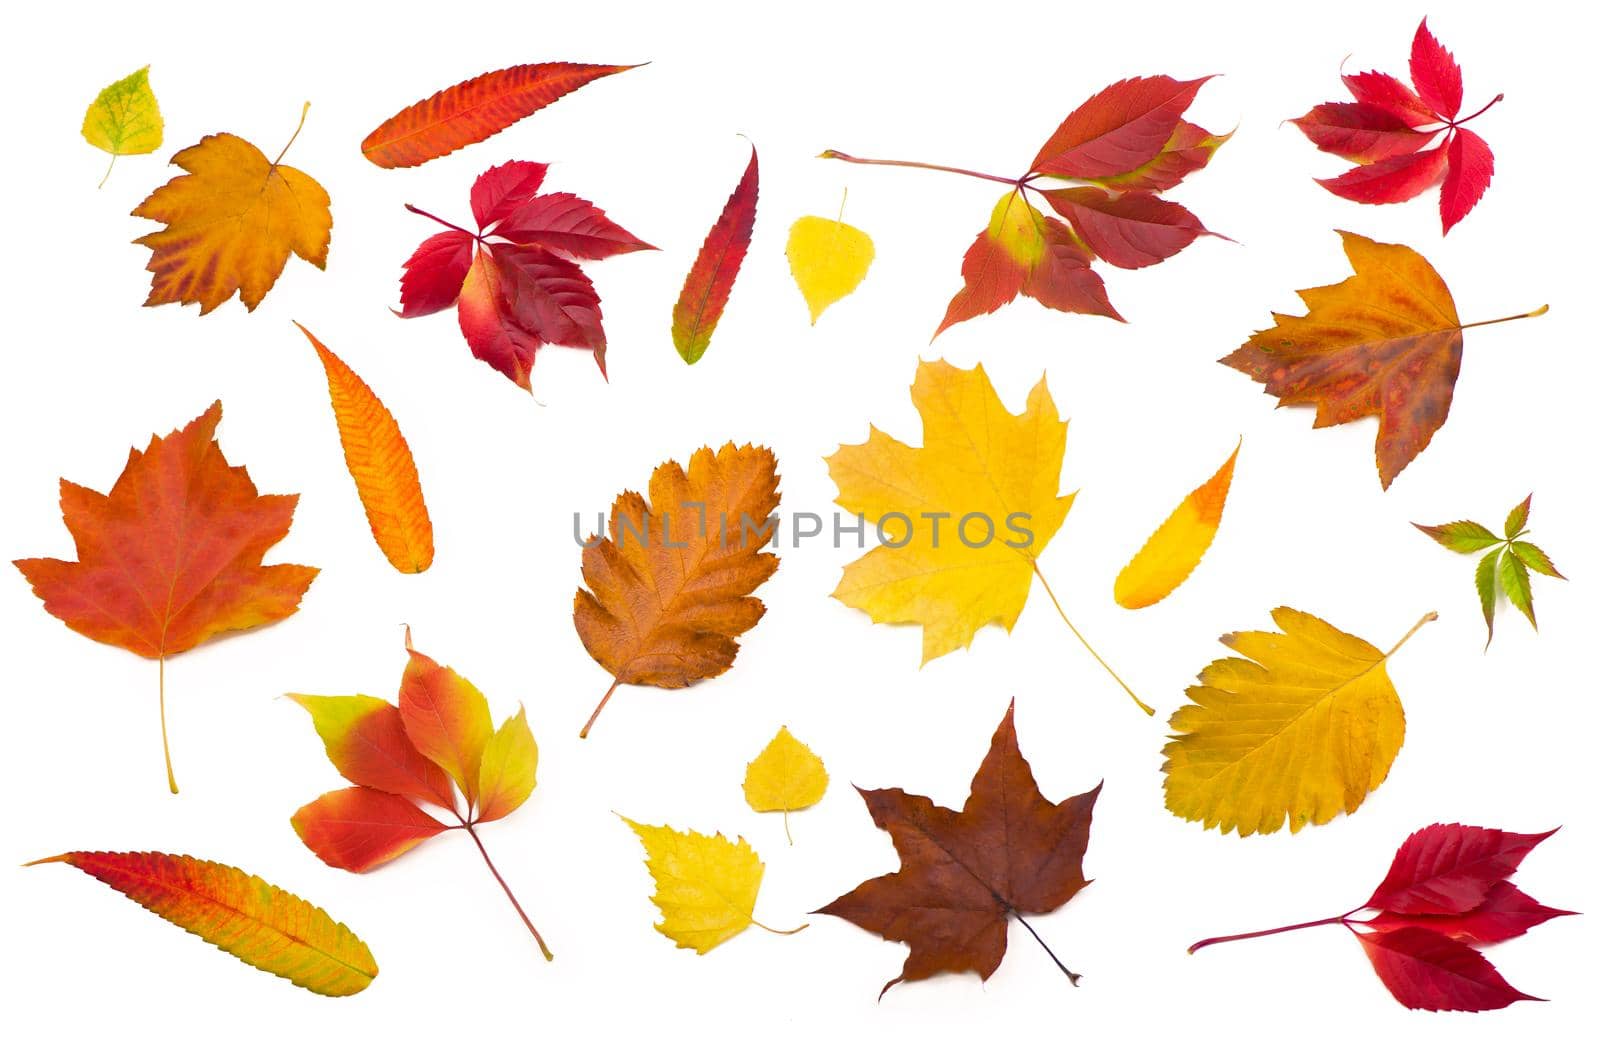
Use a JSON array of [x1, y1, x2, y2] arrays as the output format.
[[82, 66, 163, 187], [743, 726, 828, 843], [1162, 608, 1435, 837], [1114, 441, 1239, 609], [786, 214, 874, 322]]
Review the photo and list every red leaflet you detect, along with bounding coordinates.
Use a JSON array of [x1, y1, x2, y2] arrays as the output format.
[[292, 786, 450, 872], [672, 145, 758, 364], [1031, 76, 1212, 178], [397, 161, 653, 391], [1190, 823, 1569, 1012], [1039, 187, 1214, 269], [1292, 18, 1501, 233]]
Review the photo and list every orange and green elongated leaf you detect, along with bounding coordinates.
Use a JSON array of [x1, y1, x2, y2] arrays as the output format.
[[398, 631, 493, 801], [1114, 442, 1239, 609], [476, 706, 538, 823], [292, 786, 451, 872], [297, 324, 434, 573], [286, 693, 455, 809], [30, 851, 377, 996], [361, 63, 639, 168], [672, 145, 758, 363]]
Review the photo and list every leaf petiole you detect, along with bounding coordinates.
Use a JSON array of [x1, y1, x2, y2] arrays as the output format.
[[465, 823, 553, 961], [579, 678, 622, 739], [1188, 910, 1357, 954], [403, 203, 481, 241], [158, 654, 178, 794], [1031, 562, 1153, 716], [1459, 303, 1548, 331], [819, 150, 1021, 188], [750, 916, 809, 936], [1013, 912, 1080, 985]]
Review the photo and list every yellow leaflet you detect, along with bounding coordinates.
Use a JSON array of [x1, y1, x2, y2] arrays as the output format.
[[743, 726, 828, 843], [82, 66, 163, 187], [476, 706, 538, 824], [1115, 441, 1239, 609], [786, 214, 874, 322]]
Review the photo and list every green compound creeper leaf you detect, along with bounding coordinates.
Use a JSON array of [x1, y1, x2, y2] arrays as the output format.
[[82, 66, 163, 188], [1415, 494, 1565, 648]]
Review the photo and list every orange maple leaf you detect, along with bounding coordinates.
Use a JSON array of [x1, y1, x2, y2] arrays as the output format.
[[15, 402, 318, 792]]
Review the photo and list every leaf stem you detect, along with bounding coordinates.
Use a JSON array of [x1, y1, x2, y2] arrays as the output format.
[[1459, 304, 1548, 331], [1013, 912, 1080, 985], [1384, 611, 1438, 659], [750, 915, 809, 936], [271, 102, 311, 169], [98, 153, 116, 190], [1187, 911, 1355, 954], [1453, 92, 1505, 126], [464, 823, 553, 961], [1031, 563, 1153, 716], [403, 203, 481, 240], [159, 655, 177, 794], [579, 678, 622, 739], [783, 809, 793, 846], [819, 150, 1021, 188]]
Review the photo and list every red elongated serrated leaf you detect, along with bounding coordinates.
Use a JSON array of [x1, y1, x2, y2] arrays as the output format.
[[470, 161, 549, 229], [1040, 187, 1213, 269], [1317, 144, 1449, 204], [1290, 103, 1432, 164], [1031, 75, 1211, 178], [1365, 823, 1557, 914], [1093, 120, 1230, 192], [1342, 71, 1437, 127], [672, 145, 758, 364], [399, 632, 494, 804], [1441, 128, 1494, 234], [362, 63, 638, 168], [1411, 18, 1464, 120], [1366, 881, 1575, 945], [398, 231, 475, 318], [457, 243, 605, 388], [287, 693, 456, 809], [1356, 927, 1538, 1011], [292, 786, 450, 872], [494, 192, 656, 259]]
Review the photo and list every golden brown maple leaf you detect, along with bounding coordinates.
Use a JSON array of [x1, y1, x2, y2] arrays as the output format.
[[133, 105, 331, 313], [15, 402, 318, 791], [573, 443, 780, 737]]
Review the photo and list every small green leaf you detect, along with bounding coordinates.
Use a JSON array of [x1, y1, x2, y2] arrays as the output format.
[[1414, 519, 1501, 554], [1504, 494, 1533, 538], [1498, 548, 1535, 629], [1475, 550, 1498, 647], [81, 65, 163, 187], [1512, 541, 1565, 579]]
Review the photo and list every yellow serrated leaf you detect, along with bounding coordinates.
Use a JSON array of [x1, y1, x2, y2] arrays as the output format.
[[786, 214, 874, 322], [82, 66, 163, 186], [1162, 608, 1435, 836], [743, 726, 828, 843], [1115, 441, 1239, 609]]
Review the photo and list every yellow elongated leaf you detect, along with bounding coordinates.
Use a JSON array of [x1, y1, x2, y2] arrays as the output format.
[[1115, 441, 1239, 608], [82, 65, 162, 186], [30, 851, 377, 996], [298, 324, 434, 573], [743, 726, 828, 843], [1162, 608, 1434, 836], [786, 213, 874, 322]]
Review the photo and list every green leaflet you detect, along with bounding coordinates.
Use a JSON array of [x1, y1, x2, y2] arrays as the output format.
[[1416, 494, 1565, 648]]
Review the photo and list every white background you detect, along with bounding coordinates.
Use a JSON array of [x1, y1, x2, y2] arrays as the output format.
[[2, 0, 1594, 1046]]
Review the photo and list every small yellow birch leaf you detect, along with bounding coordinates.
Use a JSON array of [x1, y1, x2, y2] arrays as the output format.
[[82, 66, 163, 187], [786, 214, 874, 322], [621, 817, 804, 953], [1114, 441, 1239, 609], [743, 726, 828, 843]]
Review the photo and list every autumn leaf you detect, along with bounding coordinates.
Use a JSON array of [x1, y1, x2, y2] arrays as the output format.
[[818, 703, 1099, 994], [827, 359, 1149, 714], [672, 145, 758, 363], [1190, 823, 1570, 1011], [133, 103, 330, 313], [29, 851, 377, 996], [15, 402, 317, 793], [743, 726, 828, 844], [621, 818, 806, 953], [362, 63, 639, 168], [1416, 493, 1564, 646], [1114, 441, 1238, 609], [1223, 231, 1546, 489], [81, 65, 162, 187], [1291, 19, 1502, 233], [289, 632, 552, 959], [573, 443, 780, 737], [298, 324, 433, 573], [822, 74, 1226, 335], [398, 160, 653, 390], [786, 195, 874, 322], [1163, 608, 1434, 836]]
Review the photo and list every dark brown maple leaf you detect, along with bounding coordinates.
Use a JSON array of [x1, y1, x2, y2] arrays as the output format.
[[817, 702, 1100, 994]]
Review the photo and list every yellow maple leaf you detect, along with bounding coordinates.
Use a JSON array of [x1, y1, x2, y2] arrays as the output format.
[[786, 207, 874, 322], [743, 726, 828, 843], [82, 65, 163, 187], [827, 359, 1148, 713], [1114, 441, 1239, 609], [621, 817, 804, 954], [133, 103, 331, 314], [1162, 608, 1435, 836]]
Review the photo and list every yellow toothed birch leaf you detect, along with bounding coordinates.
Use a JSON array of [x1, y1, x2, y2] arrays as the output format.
[[29, 851, 377, 996], [1162, 608, 1435, 836], [743, 726, 828, 843], [1114, 441, 1239, 609], [621, 817, 804, 953], [82, 66, 162, 186], [786, 213, 874, 322]]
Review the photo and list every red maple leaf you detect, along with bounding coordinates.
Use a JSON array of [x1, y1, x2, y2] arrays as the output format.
[[1291, 18, 1500, 234], [397, 161, 654, 390]]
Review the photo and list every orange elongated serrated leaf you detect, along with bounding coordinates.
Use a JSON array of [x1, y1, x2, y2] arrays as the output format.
[[672, 145, 758, 363], [133, 105, 329, 313], [361, 63, 639, 169], [574, 442, 780, 736], [1223, 231, 1545, 489], [297, 324, 434, 573], [15, 402, 317, 792], [30, 851, 377, 996], [1114, 441, 1238, 609]]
